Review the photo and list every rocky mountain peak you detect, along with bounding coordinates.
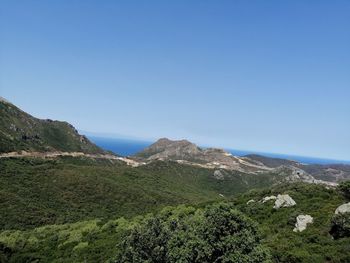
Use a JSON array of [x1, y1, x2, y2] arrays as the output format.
[[0, 96, 11, 104]]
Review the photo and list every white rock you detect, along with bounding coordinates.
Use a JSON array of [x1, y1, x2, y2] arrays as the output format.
[[261, 196, 277, 203], [213, 170, 224, 180], [335, 202, 350, 214], [246, 199, 255, 204], [273, 194, 296, 209], [293, 215, 313, 232]]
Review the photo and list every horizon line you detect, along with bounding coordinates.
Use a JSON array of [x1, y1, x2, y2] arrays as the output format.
[[81, 130, 350, 164]]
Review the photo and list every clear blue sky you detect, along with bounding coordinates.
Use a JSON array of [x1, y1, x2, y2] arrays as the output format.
[[1, 1, 349, 160]]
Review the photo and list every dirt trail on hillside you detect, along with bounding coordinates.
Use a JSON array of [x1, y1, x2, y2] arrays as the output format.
[[0, 151, 141, 167]]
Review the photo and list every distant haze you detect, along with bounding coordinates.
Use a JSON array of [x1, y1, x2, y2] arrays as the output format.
[[1, 1, 349, 161]]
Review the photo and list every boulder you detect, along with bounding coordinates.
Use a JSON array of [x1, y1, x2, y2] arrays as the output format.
[[273, 194, 296, 209], [213, 170, 224, 180], [335, 202, 350, 215], [293, 215, 313, 232], [261, 196, 277, 203]]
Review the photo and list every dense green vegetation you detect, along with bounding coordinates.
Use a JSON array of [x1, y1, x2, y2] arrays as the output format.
[[0, 156, 285, 230], [0, 203, 272, 263], [0, 157, 214, 230], [116, 203, 271, 263], [2, 93, 350, 262], [234, 183, 350, 262], [1, 183, 349, 262], [0, 100, 103, 153]]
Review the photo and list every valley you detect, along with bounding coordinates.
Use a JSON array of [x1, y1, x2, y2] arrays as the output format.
[[0, 98, 350, 262]]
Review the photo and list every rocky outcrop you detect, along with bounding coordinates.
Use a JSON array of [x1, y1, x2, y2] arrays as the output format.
[[293, 215, 313, 232], [213, 170, 224, 180], [261, 196, 277, 203], [246, 199, 255, 204], [273, 194, 296, 209], [335, 203, 350, 215]]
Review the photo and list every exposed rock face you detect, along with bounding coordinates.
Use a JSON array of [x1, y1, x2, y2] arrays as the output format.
[[273, 194, 296, 209], [293, 215, 313, 232], [213, 170, 224, 180], [335, 203, 350, 215], [271, 165, 338, 187], [244, 154, 350, 183], [261, 196, 277, 203]]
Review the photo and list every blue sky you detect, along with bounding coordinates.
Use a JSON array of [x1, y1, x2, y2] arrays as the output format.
[[1, 1, 349, 160]]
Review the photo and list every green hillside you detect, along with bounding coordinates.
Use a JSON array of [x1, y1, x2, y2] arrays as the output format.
[[0, 156, 285, 230], [0, 100, 103, 154], [1, 99, 350, 263], [0, 183, 349, 263]]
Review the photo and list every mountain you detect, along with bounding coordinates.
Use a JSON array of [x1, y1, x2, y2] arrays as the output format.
[[134, 138, 274, 173], [247, 154, 350, 183], [0, 97, 104, 154], [244, 154, 299, 168], [134, 138, 350, 183], [0, 99, 349, 262]]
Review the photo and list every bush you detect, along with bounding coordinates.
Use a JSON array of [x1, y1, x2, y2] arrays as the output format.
[[0, 242, 12, 263], [116, 203, 271, 263], [339, 181, 350, 200], [330, 213, 350, 239]]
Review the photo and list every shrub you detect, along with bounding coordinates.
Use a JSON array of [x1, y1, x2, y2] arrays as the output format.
[[116, 203, 271, 263], [338, 181, 350, 200], [330, 212, 350, 239], [0, 242, 12, 263]]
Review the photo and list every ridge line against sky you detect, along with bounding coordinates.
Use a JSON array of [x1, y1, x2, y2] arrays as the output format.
[[85, 131, 350, 164], [1, 1, 349, 161]]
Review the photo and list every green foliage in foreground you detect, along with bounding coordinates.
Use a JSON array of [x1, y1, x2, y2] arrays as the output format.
[[1, 183, 349, 263], [0, 204, 271, 263], [234, 183, 350, 262], [0, 157, 281, 230], [116, 203, 271, 263]]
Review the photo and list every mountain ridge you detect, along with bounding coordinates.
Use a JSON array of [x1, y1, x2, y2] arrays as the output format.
[[0, 98, 105, 154], [134, 138, 350, 183]]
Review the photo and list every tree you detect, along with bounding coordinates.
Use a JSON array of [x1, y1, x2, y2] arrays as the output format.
[[339, 181, 350, 200], [116, 203, 271, 263], [330, 212, 350, 239], [0, 242, 12, 263]]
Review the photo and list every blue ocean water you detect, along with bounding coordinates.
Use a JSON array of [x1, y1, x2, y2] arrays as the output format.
[[88, 136, 152, 156], [88, 136, 350, 165]]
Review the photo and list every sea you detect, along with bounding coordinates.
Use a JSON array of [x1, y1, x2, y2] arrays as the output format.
[[88, 136, 350, 165]]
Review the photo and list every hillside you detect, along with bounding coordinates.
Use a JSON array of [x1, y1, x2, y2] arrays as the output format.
[[1, 183, 349, 263], [247, 154, 350, 182], [1, 99, 350, 262], [134, 138, 274, 173], [0, 156, 291, 230], [0, 98, 104, 154], [244, 154, 299, 168], [135, 138, 350, 183]]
